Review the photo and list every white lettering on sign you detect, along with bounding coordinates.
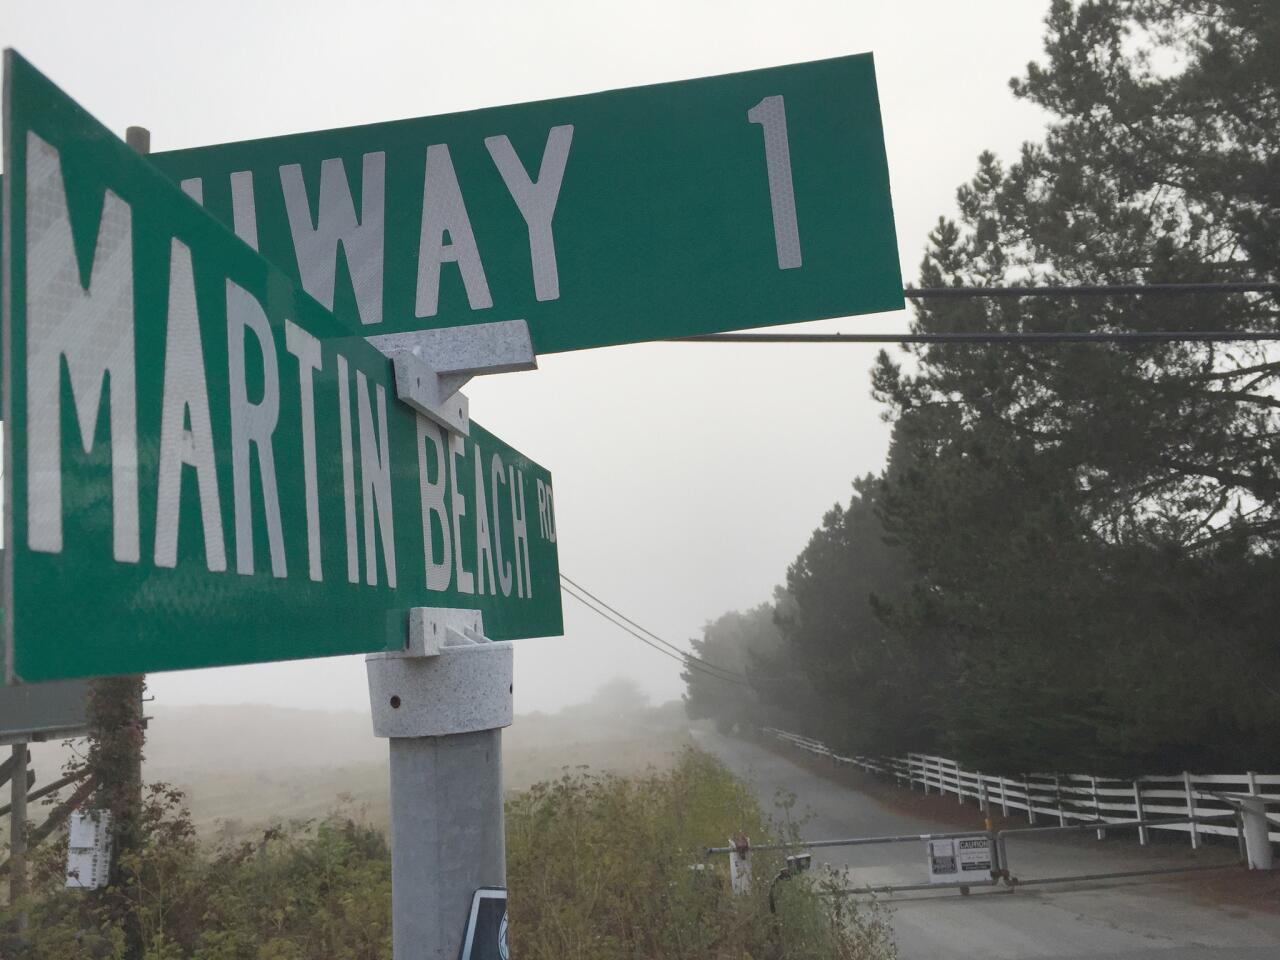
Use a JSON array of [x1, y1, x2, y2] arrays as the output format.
[[155, 239, 226, 572], [416, 416, 453, 591], [747, 96, 802, 270], [490, 453, 513, 598], [226, 280, 287, 578], [15, 134, 552, 616], [449, 433, 476, 594], [280, 152, 385, 325], [24, 131, 140, 562], [336, 354, 360, 584], [415, 144, 493, 319], [509, 467, 531, 598], [472, 444, 497, 595], [356, 371, 396, 588], [285, 320, 325, 581], [535, 478, 557, 543], [484, 125, 573, 302], [230, 171, 260, 249]]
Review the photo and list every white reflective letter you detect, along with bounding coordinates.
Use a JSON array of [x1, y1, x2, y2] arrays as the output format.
[[25, 132, 139, 562], [485, 125, 573, 302], [449, 434, 475, 594], [337, 355, 359, 584], [155, 239, 226, 571], [490, 454, 512, 597], [356, 371, 396, 588], [226, 281, 286, 577], [415, 144, 492, 318], [509, 467, 531, 599], [285, 320, 324, 581], [280, 153, 385, 325], [416, 416, 452, 591], [472, 444, 496, 595], [230, 170, 260, 249]]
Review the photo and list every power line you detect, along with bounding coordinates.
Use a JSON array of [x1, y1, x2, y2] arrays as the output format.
[[559, 581, 754, 688], [667, 281, 1280, 344], [559, 573, 748, 681], [673, 330, 1280, 345], [906, 281, 1279, 299], [560, 584, 750, 687]]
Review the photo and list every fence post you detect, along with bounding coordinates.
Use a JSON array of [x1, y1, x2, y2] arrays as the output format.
[[1092, 777, 1106, 840], [1000, 777, 1010, 818], [1055, 775, 1066, 827], [1025, 778, 1036, 825], [1133, 781, 1147, 846], [1183, 772, 1199, 850], [922, 757, 929, 795], [957, 763, 965, 804], [977, 772, 987, 814], [728, 834, 752, 895]]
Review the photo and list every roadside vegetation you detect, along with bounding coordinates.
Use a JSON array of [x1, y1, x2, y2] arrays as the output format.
[[686, 0, 1280, 777], [4, 748, 895, 960]]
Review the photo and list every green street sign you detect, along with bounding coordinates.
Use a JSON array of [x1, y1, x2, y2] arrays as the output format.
[[2, 51, 563, 683], [148, 55, 902, 353]]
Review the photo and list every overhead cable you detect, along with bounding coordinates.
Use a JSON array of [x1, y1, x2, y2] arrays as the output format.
[[559, 581, 754, 688], [559, 573, 748, 681]]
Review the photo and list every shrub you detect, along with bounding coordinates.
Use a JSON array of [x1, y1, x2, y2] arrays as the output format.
[[4, 748, 894, 960]]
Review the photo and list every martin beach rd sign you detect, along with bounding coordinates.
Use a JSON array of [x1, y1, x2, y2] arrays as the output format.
[[2, 51, 562, 684], [147, 54, 903, 353]]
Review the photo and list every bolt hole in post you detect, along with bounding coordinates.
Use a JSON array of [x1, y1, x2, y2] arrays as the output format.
[[390, 696, 402, 709]]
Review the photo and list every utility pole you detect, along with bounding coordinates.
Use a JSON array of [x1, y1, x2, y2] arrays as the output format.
[[83, 125, 149, 949], [9, 744, 28, 935]]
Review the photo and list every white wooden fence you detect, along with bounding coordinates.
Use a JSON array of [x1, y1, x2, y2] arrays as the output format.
[[763, 728, 1280, 847]]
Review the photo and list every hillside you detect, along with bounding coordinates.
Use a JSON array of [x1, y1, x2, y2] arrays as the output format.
[[25, 689, 695, 840]]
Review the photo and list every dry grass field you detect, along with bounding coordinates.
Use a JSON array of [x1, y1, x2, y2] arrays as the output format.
[[24, 684, 696, 841]]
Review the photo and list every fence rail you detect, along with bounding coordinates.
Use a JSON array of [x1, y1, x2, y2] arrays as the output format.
[[762, 727, 1280, 848]]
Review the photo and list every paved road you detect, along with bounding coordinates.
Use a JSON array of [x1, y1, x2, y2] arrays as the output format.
[[693, 729, 1280, 960]]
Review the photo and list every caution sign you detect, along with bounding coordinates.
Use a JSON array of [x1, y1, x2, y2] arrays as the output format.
[[927, 836, 991, 884], [957, 836, 993, 875], [460, 888, 508, 960]]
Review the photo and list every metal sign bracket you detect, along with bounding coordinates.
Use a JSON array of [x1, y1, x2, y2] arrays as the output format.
[[369, 319, 537, 436]]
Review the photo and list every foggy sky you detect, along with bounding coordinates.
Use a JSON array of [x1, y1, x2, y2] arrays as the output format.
[[2, 0, 1050, 713]]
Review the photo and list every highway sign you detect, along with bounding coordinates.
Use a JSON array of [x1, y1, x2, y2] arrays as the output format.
[[148, 54, 902, 353], [2, 51, 562, 683]]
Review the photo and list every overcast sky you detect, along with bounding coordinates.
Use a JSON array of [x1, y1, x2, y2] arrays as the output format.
[[3, 0, 1051, 714]]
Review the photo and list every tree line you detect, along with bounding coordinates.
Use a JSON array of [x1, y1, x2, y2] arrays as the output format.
[[685, 0, 1280, 777]]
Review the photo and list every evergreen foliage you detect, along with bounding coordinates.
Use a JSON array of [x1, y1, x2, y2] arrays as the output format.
[[686, 0, 1280, 776]]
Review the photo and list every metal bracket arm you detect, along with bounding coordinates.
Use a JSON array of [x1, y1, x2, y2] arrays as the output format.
[[369, 319, 537, 436]]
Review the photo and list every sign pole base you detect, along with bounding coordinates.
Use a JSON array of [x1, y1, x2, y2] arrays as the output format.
[[368, 609, 512, 960]]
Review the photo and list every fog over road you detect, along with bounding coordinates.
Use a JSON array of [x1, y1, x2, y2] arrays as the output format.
[[694, 730, 1280, 960]]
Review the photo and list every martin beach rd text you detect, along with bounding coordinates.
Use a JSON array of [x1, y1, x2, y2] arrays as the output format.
[[3, 52, 562, 684]]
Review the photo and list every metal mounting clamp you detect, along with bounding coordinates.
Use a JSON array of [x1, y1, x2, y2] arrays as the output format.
[[366, 609, 513, 739], [368, 319, 537, 436]]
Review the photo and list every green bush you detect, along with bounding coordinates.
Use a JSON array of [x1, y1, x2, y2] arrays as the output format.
[[5, 749, 894, 960], [506, 747, 895, 960]]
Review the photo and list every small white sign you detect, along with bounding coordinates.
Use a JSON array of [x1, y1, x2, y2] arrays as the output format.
[[927, 836, 991, 884], [926, 838, 958, 883], [65, 810, 112, 890], [956, 836, 993, 876]]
